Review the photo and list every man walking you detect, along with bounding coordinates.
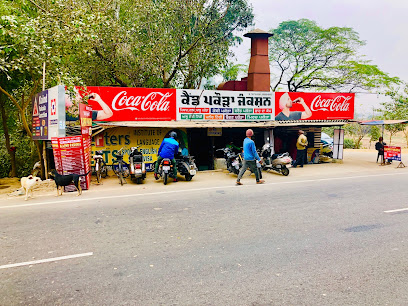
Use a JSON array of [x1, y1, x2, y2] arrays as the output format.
[[293, 130, 308, 168], [154, 131, 179, 182], [236, 129, 265, 185]]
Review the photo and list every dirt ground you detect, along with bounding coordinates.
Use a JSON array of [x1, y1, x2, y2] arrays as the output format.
[[2, 148, 408, 200]]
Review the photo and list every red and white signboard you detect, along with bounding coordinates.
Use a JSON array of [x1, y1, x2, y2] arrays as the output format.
[[79, 103, 92, 136], [52, 136, 91, 192], [79, 87, 177, 121], [275, 92, 354, 121], [384, 146, 402, 161]]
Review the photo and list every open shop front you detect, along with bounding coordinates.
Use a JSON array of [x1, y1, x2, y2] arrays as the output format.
[[273, 121, 348, 164], [95, 121, 276, 172]]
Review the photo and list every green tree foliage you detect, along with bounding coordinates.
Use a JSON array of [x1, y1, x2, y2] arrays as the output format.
[[344, 122, 370, 149], [268, 19, 400, 92], [0, 0, 254, 177], [379, 85, 408, 145]]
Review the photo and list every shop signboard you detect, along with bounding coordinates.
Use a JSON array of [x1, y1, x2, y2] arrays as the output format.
[[176, 89, 274, 121], [79, 103, 93, 136], [32, 90, 48, 139], [92, 127, 188, 172], [48, 85, 66, 139], [207, 128, 222, 136], [81, 87, 177, 121], [52, 136, 91, 192], [384, 146, 401, 161], [275, 92, 354, 121]]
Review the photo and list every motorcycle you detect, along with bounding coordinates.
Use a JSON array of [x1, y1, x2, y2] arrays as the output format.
[[216, 147, 242, 175], [129, 146, 146, 184], [175, 152, 197, 181], [261, 143, 292, 176], [155, 158, 176, 185]]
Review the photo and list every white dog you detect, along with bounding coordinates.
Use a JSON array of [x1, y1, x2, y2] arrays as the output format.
[[21, 175, 41, 200]]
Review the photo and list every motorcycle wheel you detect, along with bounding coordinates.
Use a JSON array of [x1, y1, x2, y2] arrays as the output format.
[[163, 172, 168, 185], [281, 166, 289, 176], [136, 177, 143, 184], [185, 173, 192, 181]]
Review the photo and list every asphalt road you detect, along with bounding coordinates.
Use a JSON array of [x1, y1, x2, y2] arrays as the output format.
[[1, 171, 408, 305]]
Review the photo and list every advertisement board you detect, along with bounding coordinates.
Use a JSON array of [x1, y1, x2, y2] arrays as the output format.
[[48, 85, 66, 139], [176, 89, 274, 121], [81, 87, 177, 121], [52, 136, 91, 191], [32, 90, 48, 139], [79, 103, 93, 136], [384, 146, 402, 161], [275, 92, 354, 121]]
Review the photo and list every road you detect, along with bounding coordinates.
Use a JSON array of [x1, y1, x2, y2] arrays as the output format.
[[1, 170, 408, 305]]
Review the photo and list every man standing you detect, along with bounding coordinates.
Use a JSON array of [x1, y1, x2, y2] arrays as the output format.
[[293, 130, 308, 168], [236, 129, 265, 185], [154, 131, 179, 182]]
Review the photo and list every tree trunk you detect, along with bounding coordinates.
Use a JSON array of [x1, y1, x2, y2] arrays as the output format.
[[0, 95, 17, 177]]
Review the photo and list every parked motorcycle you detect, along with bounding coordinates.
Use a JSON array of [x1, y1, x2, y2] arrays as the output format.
[[129, 146, 146, 184], [261, 143, 292, 176], [175, 152, 197, 181], [216, 147, 242, 175]]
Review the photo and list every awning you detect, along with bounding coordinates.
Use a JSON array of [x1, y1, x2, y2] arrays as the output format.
[[276, 120, 349, 127], [96, 121, 279, 128], [357, 120, 408, 125], [95, 120, 349, 129]]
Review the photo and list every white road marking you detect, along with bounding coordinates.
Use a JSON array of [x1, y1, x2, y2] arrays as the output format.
[[384, 208, 408, 213], [0, 252, 93, 270], [1, 172, 407, 210]]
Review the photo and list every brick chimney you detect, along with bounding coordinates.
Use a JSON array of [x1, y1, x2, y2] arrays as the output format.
[[244, 29, 273, 92]]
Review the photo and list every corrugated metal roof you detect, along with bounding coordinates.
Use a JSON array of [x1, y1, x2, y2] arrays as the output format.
[[276, 120, 349, 126], [68, 120, 349, 132], [96, 121, 279, 128]]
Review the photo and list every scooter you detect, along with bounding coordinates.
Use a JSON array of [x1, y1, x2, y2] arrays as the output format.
[[216, 147, 242, 175], [261, 143, 292, 176], [175, 152, 197, 181], [129, 146, 146, 184]]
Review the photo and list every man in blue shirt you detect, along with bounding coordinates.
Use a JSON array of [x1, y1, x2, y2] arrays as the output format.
[[236, 129, 265, 185], [154, 131, 179, 182]]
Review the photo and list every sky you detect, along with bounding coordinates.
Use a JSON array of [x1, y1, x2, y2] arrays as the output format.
[[230, 0, 408, 117]]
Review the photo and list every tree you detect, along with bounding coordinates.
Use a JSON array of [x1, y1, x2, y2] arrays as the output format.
[[379, 85, 408, 145], [344, 122, 370, 149], [268, 19, 400, 92]]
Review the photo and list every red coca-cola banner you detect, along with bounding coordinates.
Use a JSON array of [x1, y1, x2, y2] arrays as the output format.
[[275, 92, 354, 121], [80, 87, 177, 121]]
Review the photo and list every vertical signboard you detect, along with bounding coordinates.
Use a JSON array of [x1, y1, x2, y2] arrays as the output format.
[[79, 103, 93, 136], [52, 136, 91, 192], [333, 129, 344, 159], [48, 85, 66, 139], [32, 90, 48, 139]]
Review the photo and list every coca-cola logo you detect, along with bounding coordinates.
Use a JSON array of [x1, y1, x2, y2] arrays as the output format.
[[112, 91, 172, 112], [311, 95, 352, 112]]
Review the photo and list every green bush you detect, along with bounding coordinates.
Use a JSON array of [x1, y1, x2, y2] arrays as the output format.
[[344, 138, 355, 149]]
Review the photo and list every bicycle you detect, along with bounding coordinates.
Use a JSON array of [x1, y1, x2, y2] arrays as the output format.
[[93, 150, 108, 184], [112, 147, 130, 185]]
